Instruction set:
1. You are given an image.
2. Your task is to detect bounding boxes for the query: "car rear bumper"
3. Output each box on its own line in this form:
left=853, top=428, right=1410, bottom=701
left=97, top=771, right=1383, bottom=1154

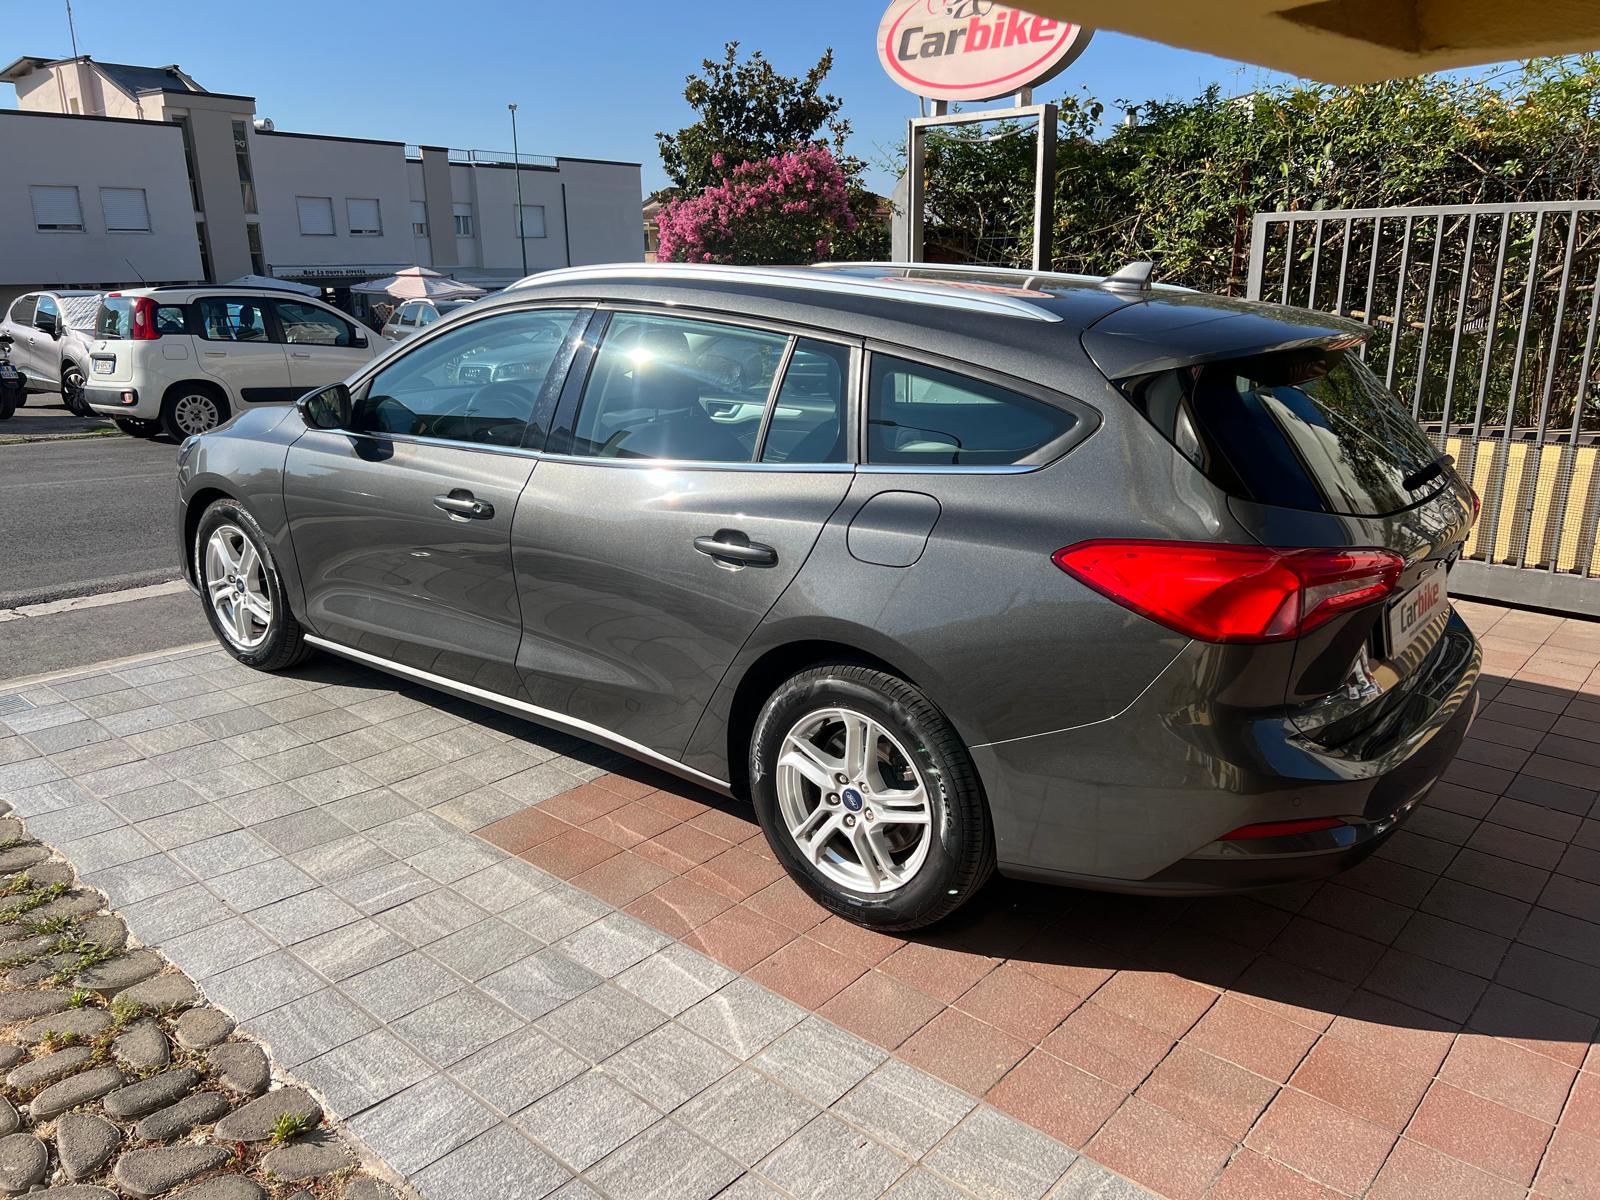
left=85, top=385, right=153, bottom=419
left=973, top=608, right=1481, bottom=895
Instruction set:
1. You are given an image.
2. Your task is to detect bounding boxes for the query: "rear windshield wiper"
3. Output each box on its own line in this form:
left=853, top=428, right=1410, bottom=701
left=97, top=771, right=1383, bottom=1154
left=1402, top=455, right=1452, bottom=492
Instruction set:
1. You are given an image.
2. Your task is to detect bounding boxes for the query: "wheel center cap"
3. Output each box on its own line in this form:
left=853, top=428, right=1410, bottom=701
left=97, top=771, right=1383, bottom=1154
left=841, top=787, right=864, bottom=812
left=233, top=578, right=245, bottom=594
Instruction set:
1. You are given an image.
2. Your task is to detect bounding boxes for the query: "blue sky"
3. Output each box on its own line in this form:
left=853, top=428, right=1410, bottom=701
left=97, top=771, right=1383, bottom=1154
left=4, top=0, right=1299, bottom=194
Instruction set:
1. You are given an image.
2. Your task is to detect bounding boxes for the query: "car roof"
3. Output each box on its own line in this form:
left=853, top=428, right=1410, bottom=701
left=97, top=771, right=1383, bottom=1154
left=108, top=285, right=329, bottom=300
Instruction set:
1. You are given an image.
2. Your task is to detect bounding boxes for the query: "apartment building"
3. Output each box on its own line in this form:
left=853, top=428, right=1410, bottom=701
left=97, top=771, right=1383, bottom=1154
left=0, top=55, right=645, bottom=312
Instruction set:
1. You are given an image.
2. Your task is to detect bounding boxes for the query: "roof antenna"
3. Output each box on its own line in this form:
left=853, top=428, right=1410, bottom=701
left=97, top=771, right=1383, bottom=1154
left=1103, top=260, right=1154, bottom=294
left=64, top=0, right=80, bottom=57
left=123, top=257, right=145, bottom=285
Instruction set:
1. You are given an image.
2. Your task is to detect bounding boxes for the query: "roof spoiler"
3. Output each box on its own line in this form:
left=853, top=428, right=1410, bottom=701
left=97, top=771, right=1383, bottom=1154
left=1102, top=261, right=1154, bottom=295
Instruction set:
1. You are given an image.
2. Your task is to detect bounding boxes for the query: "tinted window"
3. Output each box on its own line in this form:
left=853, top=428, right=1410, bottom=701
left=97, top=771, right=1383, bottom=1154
left=867, top=356, right=1075, bottom=466
left=95, top=298, right=187, bottom=339
left=353, top=308, right=585, bottom=448
left=274, top=300, right=353, bottom=347
left=1122, top=347, right=1445, bottom=517
left=417, top=304, right=439, bottom=328
left=197, top=298, right=271, bottom=343
left=9, top=297, right=36, bottom=327
left=572, top=313, right=785, bottom=462
left=761, top=339, right=849, bottom=464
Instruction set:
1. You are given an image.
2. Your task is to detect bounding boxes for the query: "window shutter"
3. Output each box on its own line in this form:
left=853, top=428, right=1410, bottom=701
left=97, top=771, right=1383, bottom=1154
left=100, top=188, right=151, bottom=232
left=347, top=197, right=381, bottom=234
left=452, top=203, right=471, bottom=218
left=411, top=201, right=428, bottom=232
left=296, top=196, right=335, bottom=236
left=518, top=205, right=546, bottom=238
left=30, top=186, right=83, bottom=230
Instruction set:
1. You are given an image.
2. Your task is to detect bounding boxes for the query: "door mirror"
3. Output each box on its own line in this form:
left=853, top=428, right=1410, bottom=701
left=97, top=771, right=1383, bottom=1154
left=352, top=332, right=368, bottom=349
left=298, top=382, right=352, bottom=430
left=34, top=313, right=59, bottom=337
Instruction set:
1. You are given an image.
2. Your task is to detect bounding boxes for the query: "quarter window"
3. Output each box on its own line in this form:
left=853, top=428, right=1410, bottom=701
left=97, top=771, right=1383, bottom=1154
left=867, top=355, right=1077, bottom=466
left=197, top=298, right=272, bottom=343
left=761, top=339, right=850, bottom=464
left=353, top=308, right=586, bottom=448
left=274, top=301, right=354, bottom=347
left=571, top=313, right=786, bottom=463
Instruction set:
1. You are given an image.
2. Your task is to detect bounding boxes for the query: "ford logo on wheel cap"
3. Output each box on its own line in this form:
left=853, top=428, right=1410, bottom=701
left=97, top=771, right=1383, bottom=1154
left=842, top=788, right=864, bottom=812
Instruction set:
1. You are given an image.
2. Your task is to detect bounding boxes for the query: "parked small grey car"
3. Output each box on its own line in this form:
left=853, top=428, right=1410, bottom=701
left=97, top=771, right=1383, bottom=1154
left=176, top=262, right=1481, bottom=929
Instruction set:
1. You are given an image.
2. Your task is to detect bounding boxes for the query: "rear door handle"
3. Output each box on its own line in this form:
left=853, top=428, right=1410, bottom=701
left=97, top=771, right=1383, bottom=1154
left=433, top=491, right=494, bottom=520
left=693, top=532, right=777, bottom=566
left=202, top=350, right=227, bottom=358
left=290, top=351, right=313, bottom=359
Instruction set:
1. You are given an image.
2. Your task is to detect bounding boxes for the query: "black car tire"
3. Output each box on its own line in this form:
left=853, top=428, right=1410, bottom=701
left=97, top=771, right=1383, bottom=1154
left=61, top=364, right=88, bottom=415
left=194, top=498, right=314, bottom=673
left=113, top=418, right=160, bottom=437
left=749, top=664, right=994, bottom=930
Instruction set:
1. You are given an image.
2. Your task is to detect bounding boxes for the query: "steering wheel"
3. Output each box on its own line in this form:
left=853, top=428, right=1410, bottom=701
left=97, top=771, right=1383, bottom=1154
left=462, top=382, right=536, bottom=444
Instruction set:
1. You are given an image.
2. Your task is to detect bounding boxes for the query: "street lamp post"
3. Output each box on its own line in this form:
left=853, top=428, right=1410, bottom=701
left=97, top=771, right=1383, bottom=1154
left=508, top=103, right=528, bottom=275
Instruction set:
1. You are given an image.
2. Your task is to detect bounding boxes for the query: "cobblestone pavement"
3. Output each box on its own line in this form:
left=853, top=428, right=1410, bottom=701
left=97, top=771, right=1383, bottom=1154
left=3, top=597, right=1599, bottom=1199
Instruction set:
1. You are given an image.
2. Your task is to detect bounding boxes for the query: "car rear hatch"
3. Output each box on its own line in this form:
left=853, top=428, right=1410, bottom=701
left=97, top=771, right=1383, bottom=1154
left=1082, top=294, right=1477, bottom=757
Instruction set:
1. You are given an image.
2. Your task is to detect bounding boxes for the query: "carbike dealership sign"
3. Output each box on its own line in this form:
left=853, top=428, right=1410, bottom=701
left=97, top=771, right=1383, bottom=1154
left=877, top=1, right=1091, bottom=103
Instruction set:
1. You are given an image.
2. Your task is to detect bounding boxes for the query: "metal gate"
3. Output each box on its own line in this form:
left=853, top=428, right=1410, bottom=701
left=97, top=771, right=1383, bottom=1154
left=1247, top=201, right=1600, bottom=615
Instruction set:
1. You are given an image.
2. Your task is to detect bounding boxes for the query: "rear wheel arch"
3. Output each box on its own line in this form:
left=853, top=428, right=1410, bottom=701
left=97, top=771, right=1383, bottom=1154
left=161, top=379, right=232, bottom=438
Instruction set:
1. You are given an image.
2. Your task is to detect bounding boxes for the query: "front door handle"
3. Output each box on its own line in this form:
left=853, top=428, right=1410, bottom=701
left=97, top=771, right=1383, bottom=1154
left=290, top=351, right=313, bottom=359
left=693, top=531, right=777, bottom=566
left=433, top=490, right=494, bottom=520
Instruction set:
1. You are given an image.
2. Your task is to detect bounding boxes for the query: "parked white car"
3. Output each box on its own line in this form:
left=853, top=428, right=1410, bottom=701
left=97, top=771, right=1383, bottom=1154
left=84, top=286, right=381, bottom=438
left=380, top=297, right=479, bottom=343
left=0, top=290, right=101, bottom=412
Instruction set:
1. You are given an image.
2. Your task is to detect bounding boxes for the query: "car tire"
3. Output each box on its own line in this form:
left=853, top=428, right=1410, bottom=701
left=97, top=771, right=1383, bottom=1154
left=61, top=363, right=88, bottom=415
left=161, top=384, right=230, bottom=440
left=749, top=664, right=994, bottom=930
left=113, top=418, right=160, bottom=437
left=194, top=498, right=314, bottom=673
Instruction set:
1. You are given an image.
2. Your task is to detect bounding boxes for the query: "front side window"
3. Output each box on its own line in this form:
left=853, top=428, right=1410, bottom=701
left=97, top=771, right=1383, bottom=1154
left=416, top=304, right=439, bottom=328
left=867, top=355, right=1076, bottom=466
left=274, top=300, right=354, bottom=347
left=30, top=186, right=83, bottom=232
left=761, top=339, right=850, bottom=464
left=346, top=198, right=382, bottom=236
left=296, top=196, right=335, bottom=237
left=101, top=188, right=151, bottom=233
left=34, top=295, right=58, bottom=327
left=571, top=313, right=785, bottom=462
left=353, top=307, right=586, bottom=448
left=197, top=298, right=272, bottom=342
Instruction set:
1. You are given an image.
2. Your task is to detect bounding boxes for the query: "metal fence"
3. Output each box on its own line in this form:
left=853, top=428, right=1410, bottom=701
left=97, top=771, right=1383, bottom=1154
left=1247, top=200, right=1600, bottom=615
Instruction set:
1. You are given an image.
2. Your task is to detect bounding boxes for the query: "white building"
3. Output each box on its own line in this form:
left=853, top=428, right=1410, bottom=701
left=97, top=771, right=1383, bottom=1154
left=0, top=55, right=645, bottom=314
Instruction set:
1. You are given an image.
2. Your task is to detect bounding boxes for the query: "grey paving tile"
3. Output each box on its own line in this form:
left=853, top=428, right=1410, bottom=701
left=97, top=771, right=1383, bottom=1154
left=73, top=689, right=156, bottom=720
left=753, top=1017, right=887, bottom=1107
left=760, top=1114, right=909, bottom=1200
left=393, top=988, right=524, bottom=1068
left=377, top=889, right=488, bottom=947
left=1048, top=1161, right=1159, bottom=1200
left=296, top=1028, right=433, bottom=1117
left=4, top=701, right=87, bottom=735
left=256, top=744, right=342, bottom=783
left=116, top=660, right=193, bottom=687
left=331, top=860, right=436, bottom=914
left=431, top=785, right=533, bottom=831
left=100, top=704, right=183, bottom=737
left=886, top=1170, right=970, bottom=1200
left=59, top=825, right=161, bottom=873
left=925, top=1107, right=1076, bottom=1200
left=360, top=745, right=443, bottom=788
left=254, top=808, right=356, bottom=855
left=171, top=828, right=276, bottom=879
left=83, top=855, right=195, bottom=907
left=587, top=1119, right=742, bottom=1200
left=366, top=813, right=460, bottom=863
left=208, top=858, right=319, bottom=911
left=283, top=708, right=370, bottom=744
left=25, top=801, right=125, bottom=843
left=0, top=758, right=66, bottom=800
left=110, top=779, right=209, bottom=822
left=52, top=741, right=140, bottom=779
left=513, top=1070, right=657, bottom=1171
left=324, top=789, right=417, bottom=832
left=151, top=741, right=246, bottom=780
left=450, top=1027, right=586, bottom=1116
left=193, top=706, right=276, bottom=742
left=417, top=725, right=504, bottom=763
left=836, top=1059, right=976, bottom=1158
left=122, top=721, right=210, bottom=758
left=206, top=950, right=327, bottom=1020
left=348, top=693, right=429, bottom=725
left=426, top=918, right=541, bottom=982
left=258, top=690, right=337, bottom=723
left=48, top=674, right=128, bottom=701
left=502, top=884, right=611, bottom=943
left=22, top=719, right=111, bottom=756
left=452, top=860, right=553, bottom=915
left=480, top=949, right=601, bottom=1022
left=557, top=912, right=670, bottom=979
left=456, top=744, right=552, bottom=784
left=243, top=987, right=376, bottom=1067
left=185, top=762, right=276, bottom=802
left=343, top=950, right=463, bottom=1022
left=5, top=777, right=89, bottom=815
left=322, top=726, right=407, bottom=764
left=348, top=1074, right=498, bottom=1177
left=140, top=674, right=222, bottom=702
left=217, top=782, right=316, bottom=825
left=294, top=920, right=412, bottom=983
left=0, top=737, right=36, bottom=766
left=676, top=1068, right=817, bottom=1166
left=165, top=691, right=247, bottom=722
left=602, top=1021, right=737, bottom=1112
left=75, top=758, right=169, bottom=798
left=393, top=765, right=479, bottom=807
left=289, top=834, right=396, bottom=884
left=251, top=887, right=364, bottom=945
left=411, top=1123, right=569, bottom=1200
left=287, top=764, right=378, bottom=806
left=406, top=836, right=505, bottom=885
left=163, top=916, right=277, bottom=979
left=222, top=724, right=310, bottom=762
left=496, top=763, right=585, bottom=806
left=679, top=979, right=807, bottom=1061
left=138, top=802, right=241, bottom=850
left=535, top=982, right=666, bottom=1062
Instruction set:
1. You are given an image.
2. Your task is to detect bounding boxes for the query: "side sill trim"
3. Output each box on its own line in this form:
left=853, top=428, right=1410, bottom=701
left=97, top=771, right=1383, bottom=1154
left=301, top=635, right=733, bottom=794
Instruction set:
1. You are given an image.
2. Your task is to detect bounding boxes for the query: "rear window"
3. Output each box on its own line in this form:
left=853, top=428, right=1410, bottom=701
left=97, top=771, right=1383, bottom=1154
left=95, top=298, right=189, bottom=339
left=1121, top=346, right=1446, bottom=517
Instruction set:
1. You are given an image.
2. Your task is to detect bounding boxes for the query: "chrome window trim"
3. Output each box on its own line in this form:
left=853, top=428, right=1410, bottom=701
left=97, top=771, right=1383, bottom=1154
left=536, top=451, right=856, bottom=474
left=857, top=463, right=1038, bottom=475
left=301, top=636, right=731, bottom=792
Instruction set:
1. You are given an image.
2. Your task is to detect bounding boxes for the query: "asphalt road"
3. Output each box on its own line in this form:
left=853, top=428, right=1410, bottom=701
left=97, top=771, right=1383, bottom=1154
left=1, top=396, right=213, bottom=680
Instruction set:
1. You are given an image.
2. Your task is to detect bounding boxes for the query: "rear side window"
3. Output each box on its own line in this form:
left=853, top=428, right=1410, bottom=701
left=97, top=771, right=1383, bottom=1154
left=95, top=298, right=188, bottom=339
left=760, top=339, right=849, bottom=465
left=867, top=355, right=1076, bottom=466
left=9, top=297, right=37, bottom=327
left=1121, top=346, right=1445, bottom=517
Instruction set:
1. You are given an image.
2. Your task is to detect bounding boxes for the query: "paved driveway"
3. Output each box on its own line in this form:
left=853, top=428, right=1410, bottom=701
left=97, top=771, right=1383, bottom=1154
left=1, top=597, right=1597, bottom=1199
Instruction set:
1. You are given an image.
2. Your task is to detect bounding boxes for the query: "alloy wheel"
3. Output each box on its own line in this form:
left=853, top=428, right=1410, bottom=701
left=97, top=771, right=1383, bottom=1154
left=775, top=707, right=933, bottom=894
left=172, top=392, right=221, bottom=436
left=62, top=366, right=85, bottom=410
left=204, top=524, right=273, bottom=650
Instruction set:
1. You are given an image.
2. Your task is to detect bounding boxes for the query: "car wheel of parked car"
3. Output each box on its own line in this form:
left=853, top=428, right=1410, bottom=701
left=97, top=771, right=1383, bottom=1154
left=163, top=385, right=230, bottom=440
left=749, top=664, right=994, bottom=930
left=61, top=364, right=88, bottom=415
left=112, top=418, right=160, bottom=437
left=195, top=499, right=313, bottom=672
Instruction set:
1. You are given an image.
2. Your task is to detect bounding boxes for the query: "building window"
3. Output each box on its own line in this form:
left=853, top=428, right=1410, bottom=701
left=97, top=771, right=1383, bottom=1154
left=232, top=120, right=257, bottom=214
left=246, top=223, right=266, bottom=276
left=172, top=115, right=203, bottom=212
left=196, top=222, right=214, bottom=281
left=518, top=204, right=546, bottom=239
left=100, top=188, right=151, bottom=233
left=30, top=186, right=84, bottom=232
left=296, top=196, right=336, bottom=237
left=347, top=198, right=382, bottom=236
left=411, top=201, right=428, bottom=238
left=453, top=203, right=473, bottom=238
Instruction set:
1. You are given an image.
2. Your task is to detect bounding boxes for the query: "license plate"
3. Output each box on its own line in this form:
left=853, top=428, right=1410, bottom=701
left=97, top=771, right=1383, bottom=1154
left=1389, top=563, right=1447, bottom=657
left=93, top=358, right=114, bottom=375
left=0, top=365, right=15, bottom=380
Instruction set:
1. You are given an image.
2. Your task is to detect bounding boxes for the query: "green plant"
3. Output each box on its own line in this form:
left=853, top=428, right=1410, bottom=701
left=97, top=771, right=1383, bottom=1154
left=28, top=915, right=76, bottom=936
left=270, top=1111, right=320, bottom=1145
left=0, top=836, right=24, bottom=851
left=109, top=995, right=143, bottom=1025
left=67, top=989, right=92, bottom=1009
left=0, top=874, right=31, bottom=897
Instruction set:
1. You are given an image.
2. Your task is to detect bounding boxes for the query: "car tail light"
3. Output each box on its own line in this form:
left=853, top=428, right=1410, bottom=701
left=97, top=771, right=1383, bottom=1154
left=1220, top=817, right=1347, bottom=841
left=130, top=297, right=161, bottom=341
left=1468, top=486, right=1481, bottom=525
left=1052, top=540, right=1404, bottom=643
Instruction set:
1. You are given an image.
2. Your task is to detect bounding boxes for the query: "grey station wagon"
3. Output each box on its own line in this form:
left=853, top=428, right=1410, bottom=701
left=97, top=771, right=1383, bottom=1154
left=176, top=262, right=1481, bottom=929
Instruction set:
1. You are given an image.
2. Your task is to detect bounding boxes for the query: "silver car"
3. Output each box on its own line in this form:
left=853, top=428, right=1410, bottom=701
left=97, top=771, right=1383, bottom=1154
left=0, top=290, right=100, bottom=411
left=380, top=298, right=478, bottom=343
left=176, top=262, right=1480, bottom=929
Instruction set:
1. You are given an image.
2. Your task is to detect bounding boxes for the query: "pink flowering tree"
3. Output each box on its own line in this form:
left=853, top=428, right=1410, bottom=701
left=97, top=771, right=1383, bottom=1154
left=656, top=144, right=858, bottom=265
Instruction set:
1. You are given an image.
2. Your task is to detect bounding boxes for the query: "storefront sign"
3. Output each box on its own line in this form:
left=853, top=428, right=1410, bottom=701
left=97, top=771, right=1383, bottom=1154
left=877, top=1, right=1091, bottom=103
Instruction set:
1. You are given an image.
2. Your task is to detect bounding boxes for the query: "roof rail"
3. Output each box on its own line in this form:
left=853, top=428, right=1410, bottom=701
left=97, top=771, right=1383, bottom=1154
left=507, top=263, right=1062, bottom=323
